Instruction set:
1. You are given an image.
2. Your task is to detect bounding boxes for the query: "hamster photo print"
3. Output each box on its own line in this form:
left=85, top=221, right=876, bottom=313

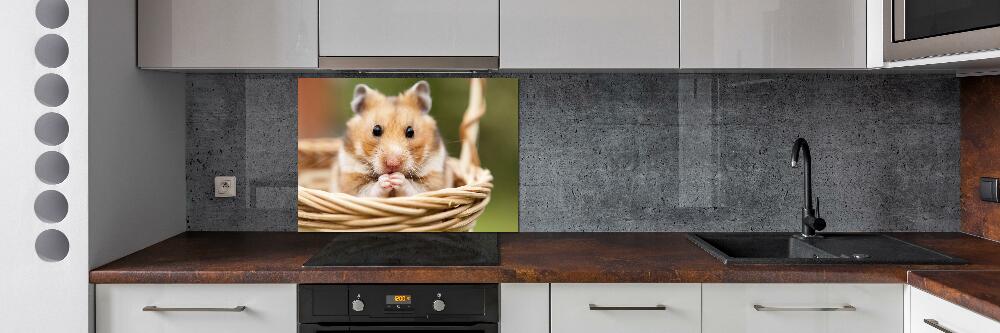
left=297, top=78, right=519, bottom=232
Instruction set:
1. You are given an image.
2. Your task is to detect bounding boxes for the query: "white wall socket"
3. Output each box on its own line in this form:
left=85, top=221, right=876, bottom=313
left=214, top=176, right=236, bottom=198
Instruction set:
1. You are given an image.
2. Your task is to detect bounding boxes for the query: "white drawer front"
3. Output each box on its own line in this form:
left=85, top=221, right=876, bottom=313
left=96, top=284, right=296, bottom=333
left=910, top=287, right=1000, bottom=333
left=703, top=283, right=903, bottom=333
left=551, top=283, right=701, bottom=333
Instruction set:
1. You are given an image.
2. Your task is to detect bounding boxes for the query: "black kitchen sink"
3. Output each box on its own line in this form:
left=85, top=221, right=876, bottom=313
left=687, top=233, right=966, bottom=265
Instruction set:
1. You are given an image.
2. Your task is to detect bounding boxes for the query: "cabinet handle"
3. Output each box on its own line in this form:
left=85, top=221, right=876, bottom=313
left=142, top=306, right=247, bottom=312
left=589, top=304, right=667, bottom=311
left=753, top=304, right=856, bottom=312
left=923, top=319, right=955, bottom=333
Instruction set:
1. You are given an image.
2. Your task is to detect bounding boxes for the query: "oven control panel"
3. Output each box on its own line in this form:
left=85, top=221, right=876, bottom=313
left=298, top=284, right=498, bottom=324
left=385, top=294, right=414, bottom=312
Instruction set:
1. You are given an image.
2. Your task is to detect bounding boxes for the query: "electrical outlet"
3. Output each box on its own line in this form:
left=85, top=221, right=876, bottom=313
left=981, top=177, right=999, bottom=202
left=215, top=176, right=236, bottom=198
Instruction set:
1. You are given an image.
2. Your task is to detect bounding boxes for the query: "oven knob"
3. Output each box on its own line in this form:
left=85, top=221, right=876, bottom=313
left=351, top=299, right=365, bottom=312
left=432, top=299, right=446, bottom=312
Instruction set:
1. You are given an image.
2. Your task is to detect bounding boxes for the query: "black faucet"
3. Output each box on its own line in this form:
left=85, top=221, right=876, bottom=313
left=791, top=138, right=826, bottom=237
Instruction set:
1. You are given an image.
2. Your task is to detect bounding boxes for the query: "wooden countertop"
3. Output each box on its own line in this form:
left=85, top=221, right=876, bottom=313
left=908, top=270, right=1000, bottom=322
left=91, top=232, right=1000, bottom=284
left=89, top=231, right=1000, bottom=321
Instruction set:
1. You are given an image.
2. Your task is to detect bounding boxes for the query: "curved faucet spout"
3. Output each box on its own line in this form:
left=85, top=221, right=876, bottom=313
left=791, top=138, right=813, bottom=212
left=791, top=138, right=824, bottom=237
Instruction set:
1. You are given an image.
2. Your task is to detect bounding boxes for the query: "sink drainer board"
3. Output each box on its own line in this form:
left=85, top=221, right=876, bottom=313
left=687, top=233, right=967, bottom=265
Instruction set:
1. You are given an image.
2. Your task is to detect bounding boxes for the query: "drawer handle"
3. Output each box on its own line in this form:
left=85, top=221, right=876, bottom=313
left=142, top=306, right=247, bottom=312
left=589, top=304, right=667, bottom=311
left=753, top=304, right=856, bottom=312
left=923, top=319, right=955, bottom=333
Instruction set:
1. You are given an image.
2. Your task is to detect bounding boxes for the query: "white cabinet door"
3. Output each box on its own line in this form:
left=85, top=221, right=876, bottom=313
left=551, top=283, right=700, bottom=333
left=680, top=0, right=868, bottom=68
left=500, top=0, right=680, bottom=69
left=96, top=284, right=297, bottom=333
left=702, top=283, right=903, bottom=333
left=500, top=283, right=548, bottom=333
left=137, top=0, right=318, bottom=69
left=910, top=287, right=1000, bottom=333
left=319, top=0, right=499, bottom=57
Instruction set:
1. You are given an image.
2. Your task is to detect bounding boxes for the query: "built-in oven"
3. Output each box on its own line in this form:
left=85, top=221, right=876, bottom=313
left=298, top=284, right=498, bottom=333
left=884, top=0, right=1000, bottom=61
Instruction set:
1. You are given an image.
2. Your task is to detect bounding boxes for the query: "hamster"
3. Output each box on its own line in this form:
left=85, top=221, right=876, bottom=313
left=330, top=81, right=452, bottom=198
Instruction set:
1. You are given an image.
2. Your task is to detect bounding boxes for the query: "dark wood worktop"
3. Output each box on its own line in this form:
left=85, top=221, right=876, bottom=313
left=908, top=270, right=1000, bottom=322
left=89, top=232, right=1000, bottom=320
left=91, top=232, right=1000, bottom=284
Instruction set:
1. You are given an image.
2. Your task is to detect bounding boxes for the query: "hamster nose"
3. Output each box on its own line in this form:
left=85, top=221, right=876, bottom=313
left=383, top=155, right=403, bottom=172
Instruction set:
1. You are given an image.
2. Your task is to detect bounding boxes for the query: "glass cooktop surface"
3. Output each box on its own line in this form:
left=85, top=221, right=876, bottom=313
left=303, top=233, right=500, bottom=267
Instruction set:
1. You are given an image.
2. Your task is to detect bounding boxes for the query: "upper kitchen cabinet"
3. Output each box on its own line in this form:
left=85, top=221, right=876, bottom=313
left=500, top=0, right=680, bottom=69
left=681, top=0, right=879, bottom=69
left=138, top=0, right=318, bottom=69
left=318, top=0, right=500, bottom=70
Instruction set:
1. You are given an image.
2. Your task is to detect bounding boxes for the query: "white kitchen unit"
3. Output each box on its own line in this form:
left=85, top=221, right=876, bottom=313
left=909, top=286, right=1000, bottom=333
left=2, top=0, right=185, bottom=331
left=96, top=284, right=297, bottom=333
left=702, top=283, right=904, bottom=333
left=500, top=0, right=680, bottom=69
left=500, top=283, right=548, bottom=333
left=680, top=0, right=877, bottom=69
left=551, top=283, right=701, bottom=333
left=1, top=0, right=90, bottom=330
left=137, top=0, right=319, bottom=69
left=319, top=0, right=499, bottom=69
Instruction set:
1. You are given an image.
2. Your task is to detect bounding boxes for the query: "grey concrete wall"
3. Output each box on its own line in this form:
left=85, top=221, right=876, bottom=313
left=186, top=73, right=960, bottom=232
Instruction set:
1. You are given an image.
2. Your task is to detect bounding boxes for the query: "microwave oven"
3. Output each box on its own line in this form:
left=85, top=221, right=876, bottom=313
left=884, top=0, right=1000, bottom=62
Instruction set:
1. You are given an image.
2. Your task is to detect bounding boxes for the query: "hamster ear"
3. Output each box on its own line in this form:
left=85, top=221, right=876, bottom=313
left=350, top=84, right=373, bottom=114
left=404, top=81, right=432, bottom=113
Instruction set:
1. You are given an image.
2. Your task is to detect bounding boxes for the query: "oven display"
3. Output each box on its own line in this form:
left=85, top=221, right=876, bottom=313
left=386, top=295, right=412, bottom=304
left=385, top=295, right=414, bottom=311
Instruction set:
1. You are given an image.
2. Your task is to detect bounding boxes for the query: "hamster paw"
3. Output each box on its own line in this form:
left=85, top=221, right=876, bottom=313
left=378, top=173, right=407, bottom=190
left=387, top=172, right=406, bottom=184
left=377, top=174, right=397, bottom=190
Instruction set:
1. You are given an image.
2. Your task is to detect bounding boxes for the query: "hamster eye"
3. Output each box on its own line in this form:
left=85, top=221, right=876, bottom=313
left=405, top=126, right=414, bottom=138
left=372, top=125, right=383, bottom=137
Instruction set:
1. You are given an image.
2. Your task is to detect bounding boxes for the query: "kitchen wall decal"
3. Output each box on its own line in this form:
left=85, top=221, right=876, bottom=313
left=297, top=78, right=519, bottom=232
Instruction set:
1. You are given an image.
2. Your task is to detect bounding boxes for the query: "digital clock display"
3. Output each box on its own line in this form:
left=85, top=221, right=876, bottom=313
left=386, top=295, right=412, bottom=304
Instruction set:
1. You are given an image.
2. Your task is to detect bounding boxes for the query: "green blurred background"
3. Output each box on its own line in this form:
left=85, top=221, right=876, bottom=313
left=301, top=78, right=519, bottom=232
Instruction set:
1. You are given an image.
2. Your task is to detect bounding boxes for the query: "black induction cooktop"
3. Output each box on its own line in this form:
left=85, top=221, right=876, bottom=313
left=303, top=233, right=500, bottom=267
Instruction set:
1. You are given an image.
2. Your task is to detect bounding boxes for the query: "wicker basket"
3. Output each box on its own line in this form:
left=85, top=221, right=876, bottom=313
left=297, top=78, right=493, bottom=232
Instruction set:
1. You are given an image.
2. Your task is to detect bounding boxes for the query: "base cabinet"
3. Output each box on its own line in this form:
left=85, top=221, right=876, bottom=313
left=500, top=283, right=548, bottom=333
left=96, top=283, right=1000, bottom=333
left=702, top=284, right=903, bottom=333
left=96, top=284, right=297, bottom=333
left=551, top=283, right=701, bottom=333
left=910, top=287, right=1000, bottom=333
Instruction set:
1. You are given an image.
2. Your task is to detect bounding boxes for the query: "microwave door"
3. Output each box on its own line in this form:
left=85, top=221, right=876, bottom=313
left=885, top=0, right=1000, bottom=61
left=896, top=0, right=1000, bottom=42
